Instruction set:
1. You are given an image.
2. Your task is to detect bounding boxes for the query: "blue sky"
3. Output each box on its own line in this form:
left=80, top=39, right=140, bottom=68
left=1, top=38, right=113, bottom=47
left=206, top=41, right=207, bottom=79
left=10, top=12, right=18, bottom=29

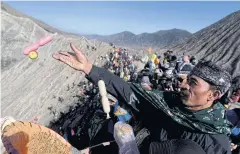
left=4, top=1, right=240, bottom=35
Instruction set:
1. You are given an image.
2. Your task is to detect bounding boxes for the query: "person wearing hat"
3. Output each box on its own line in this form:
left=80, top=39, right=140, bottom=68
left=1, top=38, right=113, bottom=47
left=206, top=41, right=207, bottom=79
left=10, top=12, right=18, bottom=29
left=53, top=43, right=233, bottom=154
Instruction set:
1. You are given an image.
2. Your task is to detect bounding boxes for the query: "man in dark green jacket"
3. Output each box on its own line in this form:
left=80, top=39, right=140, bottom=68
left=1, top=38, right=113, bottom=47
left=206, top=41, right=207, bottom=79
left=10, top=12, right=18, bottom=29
left=52, top=43, right=232, bottom=154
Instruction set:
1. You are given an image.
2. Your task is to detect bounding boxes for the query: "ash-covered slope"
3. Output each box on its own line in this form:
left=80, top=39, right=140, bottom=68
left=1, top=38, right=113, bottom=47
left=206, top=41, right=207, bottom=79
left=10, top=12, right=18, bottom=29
left=1, top=2, right=112, bottom=126
left=1, top=2, right=77, bottom=36
left=169, top=10, right=240, bottom=85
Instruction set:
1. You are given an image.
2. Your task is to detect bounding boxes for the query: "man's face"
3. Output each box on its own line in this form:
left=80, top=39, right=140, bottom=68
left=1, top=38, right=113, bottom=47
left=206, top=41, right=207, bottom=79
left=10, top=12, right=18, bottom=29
left=179, top=75, right=215, bottom=108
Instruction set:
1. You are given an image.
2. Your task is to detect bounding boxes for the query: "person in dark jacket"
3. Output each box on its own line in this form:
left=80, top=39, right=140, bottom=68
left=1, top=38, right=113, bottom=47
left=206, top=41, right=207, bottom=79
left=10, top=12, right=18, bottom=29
left=149, top=139, right=206, bottom=154
left=52, top=43, right=232, bottom=154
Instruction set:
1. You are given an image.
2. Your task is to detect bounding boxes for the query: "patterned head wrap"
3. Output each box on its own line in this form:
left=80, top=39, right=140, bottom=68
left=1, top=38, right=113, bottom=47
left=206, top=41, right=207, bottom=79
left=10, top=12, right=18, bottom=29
left=190, top=60, right=232, bottom=95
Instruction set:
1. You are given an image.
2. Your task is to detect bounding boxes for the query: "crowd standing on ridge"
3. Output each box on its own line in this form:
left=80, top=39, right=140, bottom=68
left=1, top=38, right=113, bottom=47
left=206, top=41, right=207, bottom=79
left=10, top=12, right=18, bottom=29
left=1, top=43, right=240, bottom=154
left=57, top=43, right=240, bottom=154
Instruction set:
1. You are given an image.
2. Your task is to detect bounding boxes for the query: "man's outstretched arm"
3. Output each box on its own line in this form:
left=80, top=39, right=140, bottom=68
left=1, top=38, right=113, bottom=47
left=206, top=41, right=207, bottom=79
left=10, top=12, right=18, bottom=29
left=86, top=65, right=140, bottom=112
left=52, top=43, right=140, bottom=112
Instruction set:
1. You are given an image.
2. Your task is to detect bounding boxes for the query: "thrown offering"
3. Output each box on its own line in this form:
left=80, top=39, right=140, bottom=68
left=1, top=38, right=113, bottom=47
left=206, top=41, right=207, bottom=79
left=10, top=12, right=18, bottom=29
left=38, top=35, right=53, bottom=46
left=23, top=43, right=39, bottom=55
left=28, top=50, right=38, bottom=59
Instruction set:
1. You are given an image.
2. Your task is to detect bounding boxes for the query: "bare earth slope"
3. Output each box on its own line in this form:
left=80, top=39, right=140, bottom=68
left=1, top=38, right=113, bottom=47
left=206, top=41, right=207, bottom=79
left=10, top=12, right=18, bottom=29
left=1, top=3, right=240, bottom=127
left=168, top=10, right=240, bottom=85
left=1, top=3, right=112, bottom=126
left=1, top=2, right=77, bottom=36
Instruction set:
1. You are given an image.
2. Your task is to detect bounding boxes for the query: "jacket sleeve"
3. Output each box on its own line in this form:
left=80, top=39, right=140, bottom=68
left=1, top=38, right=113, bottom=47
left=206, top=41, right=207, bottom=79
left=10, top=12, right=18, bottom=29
left=181, top=132, right=231, bottom=154
left=86, top=65, right=140, bottom=112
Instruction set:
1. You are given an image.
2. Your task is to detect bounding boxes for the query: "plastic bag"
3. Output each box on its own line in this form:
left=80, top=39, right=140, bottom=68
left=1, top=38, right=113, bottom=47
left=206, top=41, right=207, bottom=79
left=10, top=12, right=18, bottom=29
left=113, top=122, right=140, bottom=154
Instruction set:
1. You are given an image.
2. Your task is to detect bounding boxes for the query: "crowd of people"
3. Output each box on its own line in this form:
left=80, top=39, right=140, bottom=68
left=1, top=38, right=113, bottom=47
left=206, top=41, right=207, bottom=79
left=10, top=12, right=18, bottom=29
left=102, top=47, right=199, bottom=92
left=1, top=43, right=240, bottom=154
left=61, top=44, right=240, bottom=154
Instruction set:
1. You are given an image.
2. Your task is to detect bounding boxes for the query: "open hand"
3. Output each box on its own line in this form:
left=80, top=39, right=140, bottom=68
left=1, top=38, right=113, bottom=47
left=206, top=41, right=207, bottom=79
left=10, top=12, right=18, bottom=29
left=52, top=43, right=92, bottom=74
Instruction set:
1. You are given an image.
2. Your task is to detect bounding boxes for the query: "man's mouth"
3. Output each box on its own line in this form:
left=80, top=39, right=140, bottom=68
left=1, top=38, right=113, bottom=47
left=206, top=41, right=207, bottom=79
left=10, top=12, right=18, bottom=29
left=179, top=89, right=190, bottom=98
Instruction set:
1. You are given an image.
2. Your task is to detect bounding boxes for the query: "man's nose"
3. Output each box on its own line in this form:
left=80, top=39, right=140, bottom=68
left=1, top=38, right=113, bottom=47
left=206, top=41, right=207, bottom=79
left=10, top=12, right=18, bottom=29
left=179, top=78, right=190, bottom=90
